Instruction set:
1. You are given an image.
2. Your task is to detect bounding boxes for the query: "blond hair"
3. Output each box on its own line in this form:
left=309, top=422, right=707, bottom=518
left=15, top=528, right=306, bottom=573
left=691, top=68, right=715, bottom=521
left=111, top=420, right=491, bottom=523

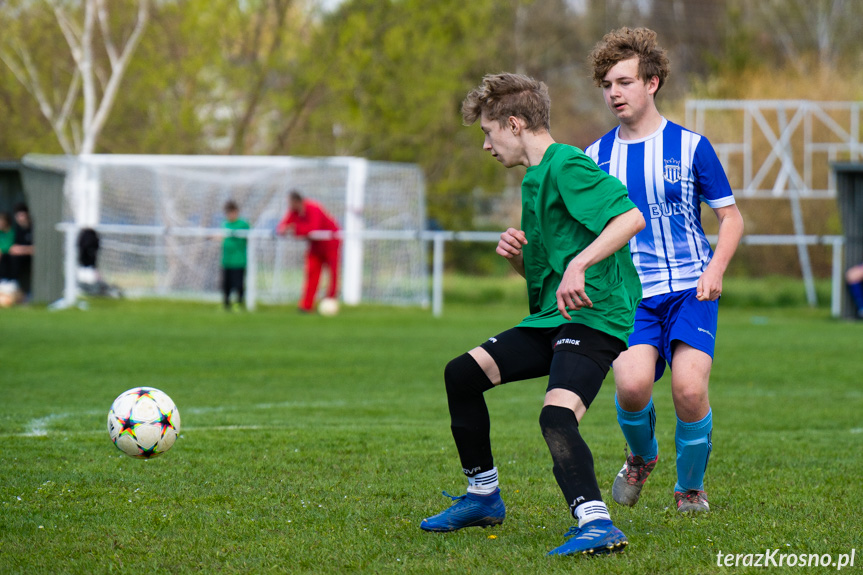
left=462, top=73, right=551, bottom=131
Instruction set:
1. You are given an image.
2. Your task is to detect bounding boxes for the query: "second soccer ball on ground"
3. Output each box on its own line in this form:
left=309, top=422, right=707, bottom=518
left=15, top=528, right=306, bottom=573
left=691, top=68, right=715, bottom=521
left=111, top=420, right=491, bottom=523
left=317, top=297, right=339, bottom=316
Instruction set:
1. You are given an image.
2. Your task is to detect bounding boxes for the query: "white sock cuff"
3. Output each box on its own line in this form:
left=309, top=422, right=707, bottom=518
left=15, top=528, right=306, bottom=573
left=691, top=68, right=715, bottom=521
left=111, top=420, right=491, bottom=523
left=466, top=467, right=498, bottom=494
left=574, top=500, right=610, bottom=527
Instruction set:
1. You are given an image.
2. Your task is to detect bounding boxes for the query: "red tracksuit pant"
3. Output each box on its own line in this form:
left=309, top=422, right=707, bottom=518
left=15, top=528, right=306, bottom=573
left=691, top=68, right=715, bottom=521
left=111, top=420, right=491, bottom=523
left=301, top=239, right=340, bottom=311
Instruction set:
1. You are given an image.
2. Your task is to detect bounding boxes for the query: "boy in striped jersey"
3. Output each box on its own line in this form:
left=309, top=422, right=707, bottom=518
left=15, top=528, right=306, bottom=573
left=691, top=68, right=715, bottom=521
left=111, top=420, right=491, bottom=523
left=586, top=27, right=744, bottom=513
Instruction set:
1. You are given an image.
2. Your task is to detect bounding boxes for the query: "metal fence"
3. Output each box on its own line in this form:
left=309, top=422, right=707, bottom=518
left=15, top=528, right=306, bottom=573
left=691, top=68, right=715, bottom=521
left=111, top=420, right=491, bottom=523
left=56, top=225, right=846, bottom=318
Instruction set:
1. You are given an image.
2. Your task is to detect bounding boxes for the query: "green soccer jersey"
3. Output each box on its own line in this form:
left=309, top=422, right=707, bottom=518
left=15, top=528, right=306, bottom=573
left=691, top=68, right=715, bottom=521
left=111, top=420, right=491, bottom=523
left=516, top=143, right=642, bottom=344
left=0, top=228, right=13, bottom=254
left=222, top=219, right=250, bottom=269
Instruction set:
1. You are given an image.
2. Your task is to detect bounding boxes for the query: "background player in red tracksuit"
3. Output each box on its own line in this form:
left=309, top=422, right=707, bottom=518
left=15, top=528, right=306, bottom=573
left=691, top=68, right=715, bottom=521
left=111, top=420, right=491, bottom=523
left=276, top=190, right=341, bottom=312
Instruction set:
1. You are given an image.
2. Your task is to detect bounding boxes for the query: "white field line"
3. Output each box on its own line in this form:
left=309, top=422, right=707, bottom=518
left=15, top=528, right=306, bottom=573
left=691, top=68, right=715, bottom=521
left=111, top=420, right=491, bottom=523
left=6, top=398, right=383, bottom=438
left=23, top=413, right=72, bottom=437
left=183, top=399, right=351, bottom=414
left=4, top=424, right=271, bottom=438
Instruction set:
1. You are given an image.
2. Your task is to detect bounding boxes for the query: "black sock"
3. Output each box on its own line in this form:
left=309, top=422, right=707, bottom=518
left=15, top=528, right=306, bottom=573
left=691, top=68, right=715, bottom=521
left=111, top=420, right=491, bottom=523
left=445, top=353, right=495, bottom=476
left=539, top=404, right=603, bottom=517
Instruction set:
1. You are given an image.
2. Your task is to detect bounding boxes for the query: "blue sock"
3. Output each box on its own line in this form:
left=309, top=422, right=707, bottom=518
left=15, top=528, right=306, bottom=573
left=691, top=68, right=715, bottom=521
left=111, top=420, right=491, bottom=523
left=674, top=409, right=712, bottom=492
left=615, top=395, right=658, bottom=460
left=849, top=282, right=863, bottom=312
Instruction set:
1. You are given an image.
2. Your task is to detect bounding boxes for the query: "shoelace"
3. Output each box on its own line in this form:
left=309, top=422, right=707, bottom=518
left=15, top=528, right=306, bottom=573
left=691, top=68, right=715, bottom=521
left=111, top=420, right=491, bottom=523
left=441, top=491, right=466, bottom=503
left=624, top=456, right=648, bottom=482
left=683, top=490, right=704, bottom=504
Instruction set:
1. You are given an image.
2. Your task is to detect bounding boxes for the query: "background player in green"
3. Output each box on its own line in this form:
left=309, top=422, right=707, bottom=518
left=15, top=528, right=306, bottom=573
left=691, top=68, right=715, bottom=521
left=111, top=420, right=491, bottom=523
left=0, top=212, right=14, bottom=284
left=220, top=200, right=250, bottom=311
left=420, top=72, right=646, bottom=557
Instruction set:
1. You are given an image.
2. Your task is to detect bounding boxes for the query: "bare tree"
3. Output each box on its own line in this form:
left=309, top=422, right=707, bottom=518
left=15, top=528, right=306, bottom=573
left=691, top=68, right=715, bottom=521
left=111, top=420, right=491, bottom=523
left=227, top=0, right=294, bottom=155
left=0, top=0, right=149, bottom=154
left=756, top=0, right=855, bottom=72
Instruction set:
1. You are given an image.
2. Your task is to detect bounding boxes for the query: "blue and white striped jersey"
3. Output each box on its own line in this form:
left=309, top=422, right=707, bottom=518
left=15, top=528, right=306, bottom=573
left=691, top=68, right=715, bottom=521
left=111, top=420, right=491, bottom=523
left=585, top=119, right=735, bottom=298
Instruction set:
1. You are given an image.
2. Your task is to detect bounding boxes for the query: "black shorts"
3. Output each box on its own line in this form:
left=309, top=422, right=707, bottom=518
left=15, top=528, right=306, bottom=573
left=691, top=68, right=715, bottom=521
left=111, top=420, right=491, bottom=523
left=221, top=267, right=245, bottom=293
left=479, top=323, right=626, bottom=407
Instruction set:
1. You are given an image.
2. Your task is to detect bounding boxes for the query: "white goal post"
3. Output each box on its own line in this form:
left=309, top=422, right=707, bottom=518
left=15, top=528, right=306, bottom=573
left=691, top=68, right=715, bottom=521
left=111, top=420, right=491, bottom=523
left=28, top=154, right=428, bottom=309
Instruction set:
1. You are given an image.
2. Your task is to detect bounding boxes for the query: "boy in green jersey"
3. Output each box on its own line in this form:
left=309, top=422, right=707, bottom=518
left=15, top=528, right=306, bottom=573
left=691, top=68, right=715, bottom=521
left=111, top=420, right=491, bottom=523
left=0, top=212, right=15, bottom=283
left=221, top=200, right=250, bottom=310
left=420, top=73, right=645, bottom=557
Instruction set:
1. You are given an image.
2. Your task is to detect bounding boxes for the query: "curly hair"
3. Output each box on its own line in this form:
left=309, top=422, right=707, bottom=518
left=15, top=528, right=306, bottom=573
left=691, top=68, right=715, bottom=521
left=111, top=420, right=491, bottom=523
left=462, top=73, right=551, bottom=131
left=588, top=27, right=670, bottom=93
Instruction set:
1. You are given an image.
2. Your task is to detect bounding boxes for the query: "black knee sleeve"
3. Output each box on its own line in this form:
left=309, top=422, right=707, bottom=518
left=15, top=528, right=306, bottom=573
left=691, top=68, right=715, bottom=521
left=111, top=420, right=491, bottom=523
left=539, top=405, right=603, bottom=516
left=444, top=353, right=494, bottom=399
left=444, top=353, right=495, bottom=476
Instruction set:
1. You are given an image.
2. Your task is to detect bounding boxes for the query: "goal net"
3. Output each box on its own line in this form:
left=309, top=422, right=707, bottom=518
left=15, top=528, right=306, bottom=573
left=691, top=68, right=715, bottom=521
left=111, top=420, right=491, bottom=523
left=27, top=154, right=428, bottom=308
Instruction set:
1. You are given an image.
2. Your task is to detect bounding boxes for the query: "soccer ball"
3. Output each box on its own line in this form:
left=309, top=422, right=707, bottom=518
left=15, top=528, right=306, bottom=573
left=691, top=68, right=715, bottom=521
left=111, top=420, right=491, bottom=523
left=0, top=291, right=15, bottom=308
left=318, top=297, right=339, bottom=316
left=107, top=387, right=181, bottom=458
left=0, top=281, right=19, bottom=308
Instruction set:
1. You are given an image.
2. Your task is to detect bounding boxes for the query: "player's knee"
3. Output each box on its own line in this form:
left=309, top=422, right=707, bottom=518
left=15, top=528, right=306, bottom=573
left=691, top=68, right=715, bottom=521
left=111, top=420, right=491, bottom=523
left=672, top=384, right=704, bottom=403
left=444, top=353, right=494, bottom=399
left=539, top=404, right=573, bottom=428
left=671, top=384, right=709, bottom=414
left=539, top=404, right=578, bottom=440
left=615, top=381, right=653, bottom=411
left=613, top=361, right=654, bottom=395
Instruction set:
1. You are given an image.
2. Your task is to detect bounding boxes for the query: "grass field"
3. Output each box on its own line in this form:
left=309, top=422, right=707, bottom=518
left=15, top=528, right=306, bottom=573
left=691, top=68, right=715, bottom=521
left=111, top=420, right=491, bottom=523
left=1, top=279, right=861, bottom=574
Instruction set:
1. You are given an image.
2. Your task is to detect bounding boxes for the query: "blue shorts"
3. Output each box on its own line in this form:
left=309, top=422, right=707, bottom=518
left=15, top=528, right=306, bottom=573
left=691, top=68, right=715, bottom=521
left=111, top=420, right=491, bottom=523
left=628, top=287, right=718, bottom=382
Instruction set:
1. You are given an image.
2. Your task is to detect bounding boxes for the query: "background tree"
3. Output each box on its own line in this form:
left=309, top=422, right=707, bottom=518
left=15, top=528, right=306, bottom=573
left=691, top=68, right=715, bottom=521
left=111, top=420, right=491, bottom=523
left=1, top=0, right=862, bottom=265
left=290, top=0, right=512, bottom=230
left=0, top=0, right=150, bottom=154
left=755, top=0, right=857, bottom=73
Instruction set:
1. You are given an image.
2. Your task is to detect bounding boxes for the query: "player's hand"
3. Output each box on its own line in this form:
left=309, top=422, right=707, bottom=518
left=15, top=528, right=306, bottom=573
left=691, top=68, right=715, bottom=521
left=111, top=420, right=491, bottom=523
left=556, top=259, right=592, bottom=320
left=496, top=228, right=527, bottom=259
left=696, top=267, right=723, bottom=301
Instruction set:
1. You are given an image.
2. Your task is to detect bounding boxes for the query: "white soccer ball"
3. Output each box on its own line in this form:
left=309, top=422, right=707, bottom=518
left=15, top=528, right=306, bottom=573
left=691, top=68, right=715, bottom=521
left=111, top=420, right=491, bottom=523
left=107, top=387, right=181, bottom=459
left=0, top=291, right=15, bottom=308
left=317, top=297, right=339, bottom=316
left=0, top=280, right=19, bottom=308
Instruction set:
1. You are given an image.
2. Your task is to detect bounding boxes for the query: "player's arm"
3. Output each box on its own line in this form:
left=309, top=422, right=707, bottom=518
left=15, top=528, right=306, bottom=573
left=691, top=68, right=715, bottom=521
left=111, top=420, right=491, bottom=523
left=496, top=227, right=527, bottom=278
left=697, top=204, right=744, bottom=301
left=9, top=244, right=33, bottom=256
left=276, top=212, right=296, bottom=236
left=557, top=207, right=645, bottom=320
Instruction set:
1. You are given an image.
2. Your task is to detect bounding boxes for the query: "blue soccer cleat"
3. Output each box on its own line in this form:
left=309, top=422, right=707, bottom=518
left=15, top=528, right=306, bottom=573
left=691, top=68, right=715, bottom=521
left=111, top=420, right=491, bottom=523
left=547, top=519, right=628, bottom=556
left=420, top=489, right=505, bottom=532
